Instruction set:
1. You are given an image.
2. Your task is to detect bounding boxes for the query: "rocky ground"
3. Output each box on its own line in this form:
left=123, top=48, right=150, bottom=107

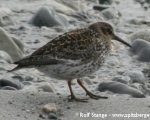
left=0, top=0, right=150, bottom=120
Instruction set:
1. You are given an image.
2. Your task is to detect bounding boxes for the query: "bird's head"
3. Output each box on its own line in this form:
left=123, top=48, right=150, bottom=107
left=89, top=22, right=131, bottom=47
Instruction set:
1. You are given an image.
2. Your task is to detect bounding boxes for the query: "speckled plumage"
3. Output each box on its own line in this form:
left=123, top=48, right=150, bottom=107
left=9, top=22, right=131, bottom=102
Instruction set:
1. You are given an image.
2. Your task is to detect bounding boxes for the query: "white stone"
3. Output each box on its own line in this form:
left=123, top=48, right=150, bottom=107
left=0, top=27, right=23, bottom=62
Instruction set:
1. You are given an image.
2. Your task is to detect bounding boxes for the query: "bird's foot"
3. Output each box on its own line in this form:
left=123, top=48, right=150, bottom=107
left=86, top=91, right=108, bottom=100
left=68, top=95, right=88, bottom=102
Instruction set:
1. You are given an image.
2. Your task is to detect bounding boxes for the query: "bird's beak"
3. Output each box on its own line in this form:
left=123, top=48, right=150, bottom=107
left=113, top=35, right=131, bottom=48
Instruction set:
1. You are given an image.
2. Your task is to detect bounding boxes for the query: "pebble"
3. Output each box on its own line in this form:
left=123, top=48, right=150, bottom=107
left=93, top=5, right=111, bottom=11
left=0, top=78, right=23, bottom=90
left=112, top=76, right=132, bottom=85
left=56, top=0, right=85, bottom=11
left=98, top=81, right=145, bottom=98
left=47, top=0, right=75, bottom=15
left=82, top=77, right=93, bottom=85
left=122, top=70, right=146, bottom=84
left=25, top=76, right=34, bottom=81
left=22, top=81, right=32, bottom=86
left=0, top=8, right=14, bottom=27
left=0, top=50, right=13, bottom=63
left=48, top=113, right=57, bottom=119
left=38, top=83, right=55, bottom=93
left=29, top=6, right=69, bottom=28
left=99, top=0, right=113, bottom=4
left=130, top=39, right=150, bottom=54
left=11, top=36, right=24, bottom=53
left=42, top=103, right=57, bottom=113
left=0, top=27, right=23, bottom=61
left=128, top=30, right=150, bottom=43
left=12, top=75, right=25, bottom=82
left=101, top=8, right=121, bottom=20
left=1, top=86, right=17, bottom=90
left=130, top=39, right=150, bottom=62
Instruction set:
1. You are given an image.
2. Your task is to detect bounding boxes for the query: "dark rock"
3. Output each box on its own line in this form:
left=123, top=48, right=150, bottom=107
left=48, top=113, right=57, bottom=119
left=0, top=79, right=23, bottom=89
left=29, top=7, right=69, bottom=28
left=93, top=5, right=111, bottom=11
left=99, top=0, right=113, bottom=4
left=98, top=81, right=145, bottom=98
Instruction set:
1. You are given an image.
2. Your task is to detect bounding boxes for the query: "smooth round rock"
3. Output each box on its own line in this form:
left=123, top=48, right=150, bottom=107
left=25, top=76, right=34, bottom=81
left=22, top=81, right=32, bottom=86
left=43, top=103, right=57, bottom=113
left=82, top=77, right=93, bottom=85
left=128, top=30, right=150, bottom=43
left=0, top=50, right=13, bottom=63
left=1, top=86, right=17, bottom=90
left=130, top=39, right=150, bottom=54
left=101, top=8, right=121, bottom=20
left=0, top=79, right=23, bottom=90
left=12, top=75, right=25, bottom=82
left=98, top=81, right=145, bottom=98
left=0, top=8, right=14, bottom=27
left=122, top=71, right=146, bottom=84
left=29, top=7, right=69, bottom=28
left=138, top=48, right=150, bottom=62
left=48, top=113, right=57, bottom=119
left=112, top=76, right=132, bottom=84
left=11, top=36, right=24, bottom=53
left=0, top=27, right=23, bottom=61
left=38, top=83, right=55, bottom=92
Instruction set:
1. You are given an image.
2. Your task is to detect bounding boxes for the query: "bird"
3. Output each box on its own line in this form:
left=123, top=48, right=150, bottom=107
left=8, top=22, right=131, bottom=102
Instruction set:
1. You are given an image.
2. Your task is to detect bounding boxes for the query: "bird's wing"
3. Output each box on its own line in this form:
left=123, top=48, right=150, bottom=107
left=14, top=28, right=98, bottom=66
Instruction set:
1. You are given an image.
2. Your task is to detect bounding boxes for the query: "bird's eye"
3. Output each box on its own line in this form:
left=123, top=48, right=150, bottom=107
left=106, top=28, right=112, bottom=34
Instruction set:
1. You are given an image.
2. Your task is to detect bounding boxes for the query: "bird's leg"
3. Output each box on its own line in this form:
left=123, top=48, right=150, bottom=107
left=77, top=79, right=108, bottom=99
left=67, top=80, right=88, bottom=102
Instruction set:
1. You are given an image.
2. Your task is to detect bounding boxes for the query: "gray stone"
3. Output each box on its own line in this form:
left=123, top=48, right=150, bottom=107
left=11, top=36, right=24, bottom=53
left=138, top=48, right=150, bottom=62
left=0, top=27, right=23, bottom=62
left=12, top=75, right=25, bottom=82
left=1, top=86, right=17, bottom=90
left=29, top=7, right=69, bottom=28
left=128, top=30, right=150, bottom=43
left=38, top=83, right=55, bottom=93
left=25, top=76, right=34, bottom=81
left=130, top=39, right=150, bottom=54
left=98, top=81, right=145, bottom=98
left=0, top=8, right=14, bottom=27
left=122, top=71, right=146, bottom=84
left=101, top=8, right=121, bottom=20
left=82, top=77, right=93, bottom=85
left=0, top=51, right=13, bottom=63
left=22, top=81, right=32, bottom=86
left=112, top=76, right=132, bottom=85
left=0, top=79, right=23, bottom=90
